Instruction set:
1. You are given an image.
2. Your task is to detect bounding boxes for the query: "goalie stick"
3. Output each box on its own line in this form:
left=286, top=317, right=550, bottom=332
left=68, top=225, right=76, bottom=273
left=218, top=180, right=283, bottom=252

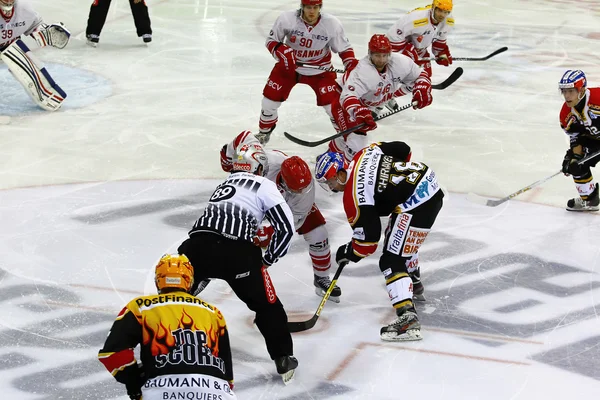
left=467, top=148, right=600, bottom=207
left=287, top=261, right=347, bottom=333
left=284, top=101, right=417, bottom=148
left=419, top=46, right=508, bottom=62
left=297, top=64, right=464, bottom=91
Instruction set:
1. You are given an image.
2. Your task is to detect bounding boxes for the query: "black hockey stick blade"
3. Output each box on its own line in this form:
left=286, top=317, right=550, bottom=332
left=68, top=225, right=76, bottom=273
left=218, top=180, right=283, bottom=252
left=288, top=262, right=347, bottom=333
left=453, top=47, right=508, bottom=61
left=283, top=101, right=416, bottom=148
left=432, top=67, right=463, bottom=90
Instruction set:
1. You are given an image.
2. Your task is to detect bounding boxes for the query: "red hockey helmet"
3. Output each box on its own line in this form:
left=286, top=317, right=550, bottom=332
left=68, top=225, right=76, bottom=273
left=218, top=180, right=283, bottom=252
left=368, top=34, right=391, bottom=54
left=301, top=0, right=323, bottom=5
left=280, top=156, right=312, bottom=193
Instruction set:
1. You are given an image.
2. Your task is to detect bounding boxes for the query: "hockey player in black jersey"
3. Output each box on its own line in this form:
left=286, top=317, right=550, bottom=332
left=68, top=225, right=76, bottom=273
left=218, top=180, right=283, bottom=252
left=177, top=142, right=298, bottom=384
left=315, top=141, right=444, bottom=341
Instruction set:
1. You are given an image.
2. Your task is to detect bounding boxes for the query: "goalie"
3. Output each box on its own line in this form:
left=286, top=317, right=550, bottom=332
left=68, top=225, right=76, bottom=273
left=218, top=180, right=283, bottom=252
left=0, top=0, right=70, bottom=111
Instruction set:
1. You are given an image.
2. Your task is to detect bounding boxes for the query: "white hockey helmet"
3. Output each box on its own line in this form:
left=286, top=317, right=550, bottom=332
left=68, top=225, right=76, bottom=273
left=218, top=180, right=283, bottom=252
left=233, top=142, right=269, bottom=176
left=0, top=0, right=15, bottom=15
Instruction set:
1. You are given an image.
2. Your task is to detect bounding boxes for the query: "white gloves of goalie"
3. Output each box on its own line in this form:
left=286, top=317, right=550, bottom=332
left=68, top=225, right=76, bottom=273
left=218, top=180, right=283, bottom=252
left=31, top=23, right=71, bottom=49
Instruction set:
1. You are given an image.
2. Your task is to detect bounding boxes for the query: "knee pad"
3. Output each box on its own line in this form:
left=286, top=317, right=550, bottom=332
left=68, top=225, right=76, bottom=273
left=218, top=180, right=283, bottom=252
left=261, top=97, right=282, bottom=115
left=1, top=40, right=66, bottom=111
left=303, top=224, right=329, bottom=249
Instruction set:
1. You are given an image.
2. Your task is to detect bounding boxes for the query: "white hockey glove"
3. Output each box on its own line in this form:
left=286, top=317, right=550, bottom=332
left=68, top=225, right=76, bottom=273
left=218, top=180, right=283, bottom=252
left=31, top=23, right=71, bottom=49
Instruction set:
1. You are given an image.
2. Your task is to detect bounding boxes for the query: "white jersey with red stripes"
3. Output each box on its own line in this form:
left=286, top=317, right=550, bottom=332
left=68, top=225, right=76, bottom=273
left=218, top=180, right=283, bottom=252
left=338, top=54, right=422, bottom=110
left=386, top=5, right=454, bottom=54
left=0, top=0, right=43, bottom=49
left=265, top=10, right=354, bottom=77
left=224, top=131, right=315, bottom=230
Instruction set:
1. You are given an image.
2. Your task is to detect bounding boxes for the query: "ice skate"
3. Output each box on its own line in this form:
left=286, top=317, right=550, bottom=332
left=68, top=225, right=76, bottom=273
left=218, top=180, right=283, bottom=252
left=380, top=310, right=422, bottom=342
left=255, top=124, right=275, bottom=145
left=86, top=34, right=99, bottom=47
left=142, top=34, right=152, bottom=44
left=274, top=355, right=298, bottom=385
left=313, top=274, right=341, bottom=303
left=566, top=183, right=599, bottom=212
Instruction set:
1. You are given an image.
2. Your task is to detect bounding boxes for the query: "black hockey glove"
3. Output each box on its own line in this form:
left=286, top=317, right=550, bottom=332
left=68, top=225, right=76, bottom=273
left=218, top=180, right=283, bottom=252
left=125, top=364, right=145, bottom=400
left=336, top=242, right=362, bottom=266
left=562, top=150, right=584, bottom=176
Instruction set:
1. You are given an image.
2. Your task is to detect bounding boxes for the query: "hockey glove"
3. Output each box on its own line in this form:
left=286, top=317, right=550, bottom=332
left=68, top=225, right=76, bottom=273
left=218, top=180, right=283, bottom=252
left=220, top=144, right=233, bottom=172
left=253, top=225, right=274, bottom=248
left=562, top=150, right=584, bottom=176
left=335, top=242, right=362, bottom=266
left=401, top=43, right=420, bottom=63
left=411, top=72, right=433, bottom=109
left=31, top=23, right=71, bottom=49
left=274, top=43, right=296, bottom=73
left=432, top=40, right=452, bottom=66
left=350, top=105, right=377, bottom=131
left=125, top=363, right=145, bottom=400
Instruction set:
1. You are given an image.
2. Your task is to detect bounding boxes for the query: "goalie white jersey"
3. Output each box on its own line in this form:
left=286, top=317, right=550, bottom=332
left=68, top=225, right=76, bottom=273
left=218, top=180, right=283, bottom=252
left=266, top=10, right=353, bottom=77
left=386, top=6, right=454, bottom=53
left=0, top=0, right=43, bottom=50
left=224, top=131, right=315, bottom=230
left=339, top=54, right=422, bottom=110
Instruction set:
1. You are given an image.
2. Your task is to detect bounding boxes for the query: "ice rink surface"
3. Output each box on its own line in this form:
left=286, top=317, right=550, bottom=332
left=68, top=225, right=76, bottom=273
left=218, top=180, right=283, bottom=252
left=1, top=0, right=600, bottom=399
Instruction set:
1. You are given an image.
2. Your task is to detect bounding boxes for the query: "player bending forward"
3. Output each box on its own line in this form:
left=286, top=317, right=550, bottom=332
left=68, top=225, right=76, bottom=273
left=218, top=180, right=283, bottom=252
left=559, top=69, right=600, bottom=211
left=0, top=0, right=70, bottom=111
left=328, top=34, right=432, bottom=162
left=386, top=0, right=454, bottom=78
left=220, top=130, right=342, bottom=301
left=99, top=254, right=237, bottom=400
left=257, top=0, right=357, bottom=144
left=315, top=142, right=444, bottom=341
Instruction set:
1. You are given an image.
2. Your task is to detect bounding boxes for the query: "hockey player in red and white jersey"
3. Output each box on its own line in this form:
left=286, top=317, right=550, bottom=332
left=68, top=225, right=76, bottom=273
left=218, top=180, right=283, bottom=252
left=221, top=130, right=342, bottom=301
left=386, top=0, right=454, bottom=78
left=558, top=69, right=600, bottom=211
left=257, top=0, right=358, bottom=145
left=0, top=0, right=70, bottom=111
left=328, top=34, right=433, bottom=162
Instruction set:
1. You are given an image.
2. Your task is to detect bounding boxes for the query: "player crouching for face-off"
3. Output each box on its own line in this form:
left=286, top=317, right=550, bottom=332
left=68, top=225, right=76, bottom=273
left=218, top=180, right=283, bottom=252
left=559, top=69, right=600, bottom=211
left=256, top=0, right=358, bottom=144
left=99, top=254, right=237, bottom=400
left=315, top=142, right=444, bottom=341
left=0, top=0, right=70, bottom=111
left=327, top=34, right=433, bottom=163
left=220, top=130, right=342, bottom=302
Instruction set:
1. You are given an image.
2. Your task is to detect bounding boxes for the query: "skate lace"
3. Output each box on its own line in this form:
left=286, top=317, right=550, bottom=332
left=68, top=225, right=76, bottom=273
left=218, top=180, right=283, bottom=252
left=388, top=311, right=417, bottom=327
left=316, top=276, right=332, bottom=287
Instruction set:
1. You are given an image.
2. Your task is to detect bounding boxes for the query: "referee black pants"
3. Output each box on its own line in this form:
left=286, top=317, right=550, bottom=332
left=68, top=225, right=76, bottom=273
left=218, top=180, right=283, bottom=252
left=86, top=0, right=152, bottom=37
left=178, top=232, right=294, bottom=360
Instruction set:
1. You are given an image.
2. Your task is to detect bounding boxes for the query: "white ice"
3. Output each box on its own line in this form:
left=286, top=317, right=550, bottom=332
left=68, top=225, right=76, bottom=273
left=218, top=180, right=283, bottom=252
left=1, top=0, right=600, bottom=399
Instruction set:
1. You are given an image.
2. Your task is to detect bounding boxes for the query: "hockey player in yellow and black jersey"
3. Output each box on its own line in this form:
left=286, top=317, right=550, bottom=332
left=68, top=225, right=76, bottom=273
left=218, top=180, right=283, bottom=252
left=315, top=142, right=444, bottom=342
left=98, top=254, right=236, bottom=400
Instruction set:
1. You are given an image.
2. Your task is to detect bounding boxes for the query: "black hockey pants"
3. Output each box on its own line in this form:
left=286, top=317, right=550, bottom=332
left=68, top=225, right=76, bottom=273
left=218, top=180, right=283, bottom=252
left=86, top=0, right=152, bottom=37
left=178, top=232, right=294, bottom=360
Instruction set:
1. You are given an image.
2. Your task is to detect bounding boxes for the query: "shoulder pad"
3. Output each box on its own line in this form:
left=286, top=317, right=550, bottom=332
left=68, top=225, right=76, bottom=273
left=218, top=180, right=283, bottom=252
left=413, top=18, right=429, bottom=28
left=446, top=18, right=455, bottom=26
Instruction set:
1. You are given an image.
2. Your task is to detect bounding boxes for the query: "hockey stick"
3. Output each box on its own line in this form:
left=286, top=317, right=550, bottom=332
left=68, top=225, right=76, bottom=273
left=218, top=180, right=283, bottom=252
left=297, top=64, right=463, bottom=90
left=467, top=149, right=600, bottom=207
left=284, top=101, right=417, bottom=148
left=419, top=46, right=508, bottom=62
left=288, top=261, right=347, bottom=333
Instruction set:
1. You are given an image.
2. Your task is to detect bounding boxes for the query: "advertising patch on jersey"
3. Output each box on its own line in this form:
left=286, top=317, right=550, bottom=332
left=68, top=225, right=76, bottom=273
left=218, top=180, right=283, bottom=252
left=353, top=148, right=380, bottom=206
left=348, top=85, right=355, bottom=91
left=402, top=227, right=429, bottom=257
left=387, top=213, right=412, bottom=255
left=290, top=35, right=296, bottom=43
left=353, top=227, right=365, bottom=241
left=396, top=29, right=403, bottom=35
left=413, top=18, right=428, bottom=28
left=417, top=35, right=424, bottom=43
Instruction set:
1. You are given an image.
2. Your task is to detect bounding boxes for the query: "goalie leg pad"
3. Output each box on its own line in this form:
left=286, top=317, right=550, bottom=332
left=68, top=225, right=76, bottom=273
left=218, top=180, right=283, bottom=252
left=0, top=40, right=67, bottom=111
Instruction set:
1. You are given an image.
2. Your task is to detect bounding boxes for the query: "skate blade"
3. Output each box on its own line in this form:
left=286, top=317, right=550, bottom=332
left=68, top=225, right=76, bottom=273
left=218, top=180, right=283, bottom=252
left=566, top=207, right=599, bottom=212
left=86, top=41, right=98, bottom=48
left=413, top=293, right=426, bottom=302
left=380, top=329, right=423, bottom=342
left=281, top=369, right=296, bottom=385
left=314, top=287, right=340, bottom=303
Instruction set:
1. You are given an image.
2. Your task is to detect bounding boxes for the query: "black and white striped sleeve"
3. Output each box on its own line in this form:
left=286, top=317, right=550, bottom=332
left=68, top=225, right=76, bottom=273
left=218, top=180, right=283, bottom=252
left=263, top=202, right=294, bottom=266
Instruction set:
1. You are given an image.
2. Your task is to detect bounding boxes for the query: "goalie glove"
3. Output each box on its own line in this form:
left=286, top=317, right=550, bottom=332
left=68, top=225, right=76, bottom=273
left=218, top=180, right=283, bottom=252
left=31, top=23, right=71, bottom=49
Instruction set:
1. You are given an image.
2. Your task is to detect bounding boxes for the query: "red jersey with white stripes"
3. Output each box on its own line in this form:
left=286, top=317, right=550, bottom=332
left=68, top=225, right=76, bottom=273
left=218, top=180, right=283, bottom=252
left=265, top=10, right=355, bottom=76
left=559, top=87, right=600, bottom=148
